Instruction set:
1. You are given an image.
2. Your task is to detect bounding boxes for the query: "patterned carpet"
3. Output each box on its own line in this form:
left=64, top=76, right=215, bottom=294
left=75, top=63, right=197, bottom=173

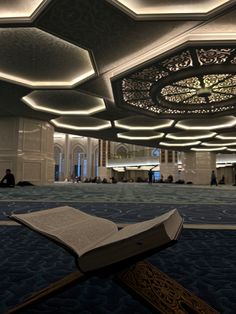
left=0, top=182, right=236, bottom=224
left=0, top=183, right=236, bottom=313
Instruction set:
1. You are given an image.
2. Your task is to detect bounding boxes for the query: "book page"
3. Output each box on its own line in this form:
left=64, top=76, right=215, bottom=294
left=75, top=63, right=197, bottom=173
left=79, top=209, right=183, bottom=272
left=95, top=209, right=178, bottom=247
left=11, top=206, right=118, bottom=257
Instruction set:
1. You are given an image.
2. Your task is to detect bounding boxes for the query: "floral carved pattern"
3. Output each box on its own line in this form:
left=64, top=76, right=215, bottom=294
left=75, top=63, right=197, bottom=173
left=116, top=261, right=219, bottom=314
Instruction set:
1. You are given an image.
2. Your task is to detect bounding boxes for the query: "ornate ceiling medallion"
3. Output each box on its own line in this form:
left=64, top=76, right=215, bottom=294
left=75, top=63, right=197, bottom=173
left=114, top=46, right=236, bottom=118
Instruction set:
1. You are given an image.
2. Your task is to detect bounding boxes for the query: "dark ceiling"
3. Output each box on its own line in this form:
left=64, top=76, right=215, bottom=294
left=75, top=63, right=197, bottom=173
left=1, top=0, right=236, bottom=151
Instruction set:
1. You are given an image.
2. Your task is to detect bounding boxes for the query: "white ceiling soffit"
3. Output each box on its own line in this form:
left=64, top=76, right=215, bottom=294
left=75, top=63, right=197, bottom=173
left=160, top=141, right=201, bottom=147
left=191, top=147, right=227, bottom=151
left=216, top=132, right=236, bottom=139
left=117, top=131, right=164, bottom=140
left=166, top=131, right=217, bottom=140
left=0, top=0, right=51, bottom=23
left=114, top=116, right=174, bottom=130
left=22, top=91, right=106, bottom=115
left=51, top=117, right=112, bottom=131
left=0, top=28, right=95, bottom=88
left=201, top=141, right=236, bottom=146
left=175, top=116, right=236, bottom=130
left=106, top=0, right=234, bottom=20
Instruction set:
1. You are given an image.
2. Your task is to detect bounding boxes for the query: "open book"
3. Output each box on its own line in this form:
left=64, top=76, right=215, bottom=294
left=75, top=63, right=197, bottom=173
left=10, top=207, right=183, bottom=272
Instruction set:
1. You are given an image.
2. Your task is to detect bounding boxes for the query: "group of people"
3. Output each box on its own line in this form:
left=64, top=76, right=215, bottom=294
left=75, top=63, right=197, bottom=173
left=0, top=168, right=227, bottom=187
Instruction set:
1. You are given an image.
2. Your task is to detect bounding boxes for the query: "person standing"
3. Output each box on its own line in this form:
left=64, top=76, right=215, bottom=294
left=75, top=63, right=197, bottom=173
left=210, top=170, right=217, bottom=186
left=148, top=169, right=153, bottom=184
left=0, top=169, right=15, bottom=187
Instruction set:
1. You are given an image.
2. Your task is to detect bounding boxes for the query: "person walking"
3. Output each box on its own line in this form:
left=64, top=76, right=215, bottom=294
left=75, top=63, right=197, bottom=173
left=210, top=170, right=217, bottom=186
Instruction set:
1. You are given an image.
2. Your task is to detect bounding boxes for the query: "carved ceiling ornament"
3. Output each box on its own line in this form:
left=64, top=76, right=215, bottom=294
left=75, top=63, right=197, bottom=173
left=116, top=45, right=236, bottom=118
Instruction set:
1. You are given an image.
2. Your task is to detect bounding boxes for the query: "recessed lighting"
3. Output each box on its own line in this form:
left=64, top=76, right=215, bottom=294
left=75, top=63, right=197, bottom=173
left=51, top=119, right=111, bottom=131
left=160, top=141, right=201, bottom=147
left=0, top=28, right=95, bottom=88
left=191, top=147, right=227, bottom=151
left=166, top=132, right=216, bottom=140
left=216, top=134, right=236, bottom=140
left=22, top=93, right=105, bottom=115
left=114, top=120, right=174, bottom=130
left=0, top=0, right=51, bottom=23
left=176, top=117, right=236, bottom=130
left=117, top=133, right=164, bottom=140
left=202, top=142, right=236, bottom=146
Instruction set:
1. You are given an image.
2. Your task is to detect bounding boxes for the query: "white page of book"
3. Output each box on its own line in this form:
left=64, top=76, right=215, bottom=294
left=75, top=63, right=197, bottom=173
left=12, top=206, right=118, bottom=256
left=95, top=209, right=178, bottom=248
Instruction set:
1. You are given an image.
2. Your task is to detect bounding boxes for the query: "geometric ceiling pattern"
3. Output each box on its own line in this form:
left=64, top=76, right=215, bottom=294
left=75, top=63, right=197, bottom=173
left=1, top=0, right=236, bottom=152
left=113, top=46, right=236, bottom=118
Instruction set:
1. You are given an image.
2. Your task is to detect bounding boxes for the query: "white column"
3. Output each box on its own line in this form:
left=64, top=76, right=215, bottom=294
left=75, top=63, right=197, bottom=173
left=182, top=151, right=216, bottom=185
left=97, top=140, right=111, bottom=179
left=0, top=117, right=54, bottom=185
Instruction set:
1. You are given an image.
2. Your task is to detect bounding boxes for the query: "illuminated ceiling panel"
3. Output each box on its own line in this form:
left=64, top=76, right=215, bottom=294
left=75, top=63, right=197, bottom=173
left=175, top=116, right=236, bottom=130
left=0, top=28, right=95, bottom=88
left=191, top=147, right=227, bottom=151
left=166, top=131, right=216, bottom=140
left=107, top=0, right=233, bottom=19
left=0, top=0, right=51, bottom=23
left=160, top=141, right=201, bottom=147
left=201, top=141, right=236, bottom=146
left=113, top=46, right=236, bottom=119
left=114, top=116, right=174, bottom=130
left=22, top=91, right=106, bottom=115
left=216, top=133, right=236, bottom=140
left=117, top=131, right=164, bottom=140
left=51, top=117, right=111, bottom=131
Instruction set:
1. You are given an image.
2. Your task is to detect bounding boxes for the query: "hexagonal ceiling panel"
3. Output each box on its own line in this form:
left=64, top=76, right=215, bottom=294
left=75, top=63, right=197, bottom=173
left=0, top=28, right=95, bottom=88
left=159, top=140, right=201, bottom=147
left=201, top=140, right=236, bottom=147
left=22, top=91, right=106, bottom=115
left=117, top=131, right=164, bottom=140
left=1, top=0, right=236, bottom=153
left=175, top=116, right=236, bottom=130
left=107, top=0, right=234, bottom=20
left=216, top=132, right=236, bottom=139
left=114, top=116, right=174, bottom=130
left=191, top=147, right=227, bottom=151
left=0, top=0, right=51, bottom=23
left=51, top=117, right=111, bottom=131
left=166, top=131, right=216, bottom=140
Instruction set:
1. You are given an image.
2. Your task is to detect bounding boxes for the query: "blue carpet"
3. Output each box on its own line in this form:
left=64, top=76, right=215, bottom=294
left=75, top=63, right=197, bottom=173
left=1, top=200, right=236, bottom=224
left=0, top=183, right=236, bottom=224
left=1, top=183, right=236, bottom=313
left=0, top=226, right=235, bottom=314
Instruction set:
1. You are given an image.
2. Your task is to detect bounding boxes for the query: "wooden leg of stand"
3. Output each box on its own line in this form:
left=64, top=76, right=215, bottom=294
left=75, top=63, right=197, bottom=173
left=115, top=261, right=219, bottom=314
left=6, top=271, right=85, bottom=314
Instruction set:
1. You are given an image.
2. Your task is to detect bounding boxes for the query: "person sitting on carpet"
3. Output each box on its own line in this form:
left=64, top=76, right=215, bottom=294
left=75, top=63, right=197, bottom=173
left=0, top=168, right=15, bottom=188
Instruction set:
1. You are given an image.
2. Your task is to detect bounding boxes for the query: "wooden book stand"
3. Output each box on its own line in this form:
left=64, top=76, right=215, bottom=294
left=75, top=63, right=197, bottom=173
left=6, top=260, right=219, bottom=314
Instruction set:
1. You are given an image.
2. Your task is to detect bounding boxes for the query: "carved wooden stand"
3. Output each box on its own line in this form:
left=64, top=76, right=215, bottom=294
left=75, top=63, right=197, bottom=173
left=116, top=261, right=219, bottom=314
left=6, top=261, right=219, bottom=314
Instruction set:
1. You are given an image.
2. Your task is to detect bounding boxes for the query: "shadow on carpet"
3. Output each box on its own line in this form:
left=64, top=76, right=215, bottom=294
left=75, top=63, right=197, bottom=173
left=0, top=227, right=235, bottom=314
